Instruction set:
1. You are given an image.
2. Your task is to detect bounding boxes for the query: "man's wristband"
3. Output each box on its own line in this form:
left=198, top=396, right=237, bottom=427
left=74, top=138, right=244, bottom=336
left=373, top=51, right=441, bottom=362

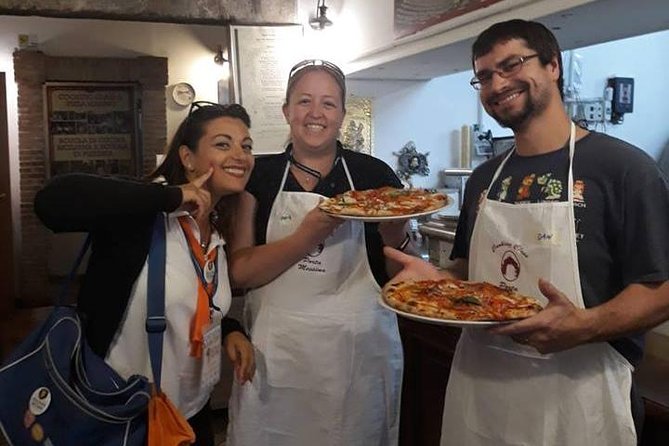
left=395, top=233, right=411, bottom=252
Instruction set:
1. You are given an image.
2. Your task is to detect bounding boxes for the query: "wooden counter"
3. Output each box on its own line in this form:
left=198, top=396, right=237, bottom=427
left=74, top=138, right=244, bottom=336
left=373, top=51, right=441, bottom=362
left=636, top=331, right=669, bottom=445
left=397, top=317, right=460, bottom=446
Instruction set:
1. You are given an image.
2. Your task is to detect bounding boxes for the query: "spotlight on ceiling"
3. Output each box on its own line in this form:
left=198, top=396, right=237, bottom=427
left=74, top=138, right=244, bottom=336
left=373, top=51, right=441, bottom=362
left=309, top=0, right=333, bottom=30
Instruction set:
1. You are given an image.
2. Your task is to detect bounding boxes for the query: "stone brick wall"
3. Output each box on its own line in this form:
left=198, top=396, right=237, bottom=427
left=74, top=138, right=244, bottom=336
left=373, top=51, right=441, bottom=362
left=14, top=50, right=167, bottom=306
left=0, top=0, right=296, bottom=25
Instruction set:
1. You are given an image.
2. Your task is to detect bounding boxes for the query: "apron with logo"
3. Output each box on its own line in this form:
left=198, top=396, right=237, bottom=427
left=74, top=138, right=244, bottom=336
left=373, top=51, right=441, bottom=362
left=440, top=123, right=636, bottom=446
left=228, top=158, right=403, bottom=446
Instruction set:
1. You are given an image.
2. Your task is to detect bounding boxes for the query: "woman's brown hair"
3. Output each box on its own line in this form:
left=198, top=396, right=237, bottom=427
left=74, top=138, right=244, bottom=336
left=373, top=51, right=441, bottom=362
left=148, top=102, right=251, bottom=242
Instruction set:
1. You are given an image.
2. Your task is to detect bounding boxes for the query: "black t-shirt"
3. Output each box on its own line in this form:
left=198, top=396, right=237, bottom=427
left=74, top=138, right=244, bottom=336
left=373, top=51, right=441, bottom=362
left=246, top=144, right=403, bottom=286
left=452, top=131, right=669, bottom=365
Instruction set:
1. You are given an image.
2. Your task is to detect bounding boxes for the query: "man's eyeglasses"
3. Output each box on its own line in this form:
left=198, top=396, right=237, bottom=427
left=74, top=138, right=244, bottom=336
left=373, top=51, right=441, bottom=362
left=470, top=54, right=540, bottom=90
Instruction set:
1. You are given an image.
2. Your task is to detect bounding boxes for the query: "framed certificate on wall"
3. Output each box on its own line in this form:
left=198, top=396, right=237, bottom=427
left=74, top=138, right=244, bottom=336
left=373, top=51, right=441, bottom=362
left=229, top=25, right=304, bottom=154
left=44, top=82, right=141, bottom=177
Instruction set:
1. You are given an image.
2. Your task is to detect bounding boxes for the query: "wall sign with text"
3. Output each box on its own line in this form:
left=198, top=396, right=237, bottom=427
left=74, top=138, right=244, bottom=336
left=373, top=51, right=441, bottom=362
left=229, top=25, right=303, bottom=154
left=44, top=83, right=141, bottom=177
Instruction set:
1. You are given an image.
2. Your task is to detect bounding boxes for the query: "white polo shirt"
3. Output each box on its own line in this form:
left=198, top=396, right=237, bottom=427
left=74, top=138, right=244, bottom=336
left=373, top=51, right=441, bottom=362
left=105, top=211, right=232, bottom=418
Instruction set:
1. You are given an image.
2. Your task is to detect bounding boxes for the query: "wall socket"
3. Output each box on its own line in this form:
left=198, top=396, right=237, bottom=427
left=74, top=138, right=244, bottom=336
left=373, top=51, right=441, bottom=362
left=581, top=100, right=604, bottom=122
left=566, top=98, right=610, bottom=123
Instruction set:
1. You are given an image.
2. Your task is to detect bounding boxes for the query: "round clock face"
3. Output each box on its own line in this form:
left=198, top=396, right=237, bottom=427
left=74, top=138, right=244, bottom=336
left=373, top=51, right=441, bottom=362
left=172, top=82, right=195, bottom=106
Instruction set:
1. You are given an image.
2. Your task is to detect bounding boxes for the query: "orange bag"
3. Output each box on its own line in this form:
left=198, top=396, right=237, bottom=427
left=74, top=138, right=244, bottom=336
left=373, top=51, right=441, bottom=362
left=147, top=388, right=195, bottom=446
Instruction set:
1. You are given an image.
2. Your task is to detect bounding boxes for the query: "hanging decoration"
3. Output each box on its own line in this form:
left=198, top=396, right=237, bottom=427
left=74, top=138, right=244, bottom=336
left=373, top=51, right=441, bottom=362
left=394, top=141, right=430, bottom=187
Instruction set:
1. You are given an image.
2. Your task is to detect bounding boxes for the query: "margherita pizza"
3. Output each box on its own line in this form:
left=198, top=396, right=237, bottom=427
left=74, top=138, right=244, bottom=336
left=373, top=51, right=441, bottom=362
left=318, top=187, right=448, bottom=217
left=382, top=278, right=542, bottom=321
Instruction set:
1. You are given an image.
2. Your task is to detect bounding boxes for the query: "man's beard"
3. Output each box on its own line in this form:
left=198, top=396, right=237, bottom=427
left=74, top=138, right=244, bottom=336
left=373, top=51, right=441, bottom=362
left=491, top=97, right=535, bottom=131
left=487, top=82, right=549, bottom=131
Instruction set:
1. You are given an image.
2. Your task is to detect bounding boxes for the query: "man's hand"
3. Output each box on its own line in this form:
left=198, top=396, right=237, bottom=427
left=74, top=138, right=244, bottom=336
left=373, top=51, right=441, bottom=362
left=489, top=278, right=594, bottom=354
left=383, top=246, right=444, bottom=283
left=223, top=331, right=256, bottom=384
left=378, top=219, right=409, bottom=248
left=178, top=167, right=213, bottom=220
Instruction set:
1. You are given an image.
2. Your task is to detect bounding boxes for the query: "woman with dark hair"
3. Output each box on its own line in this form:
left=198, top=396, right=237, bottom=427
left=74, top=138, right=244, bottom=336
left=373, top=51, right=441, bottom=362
left=226, top=60, right=407, bottom=446
left=34, top=101, right=256, bottom=446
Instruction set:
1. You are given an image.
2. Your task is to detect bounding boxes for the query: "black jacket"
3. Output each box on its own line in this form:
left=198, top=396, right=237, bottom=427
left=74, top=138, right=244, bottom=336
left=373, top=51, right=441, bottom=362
left=34, top=173, right=244, bottom=357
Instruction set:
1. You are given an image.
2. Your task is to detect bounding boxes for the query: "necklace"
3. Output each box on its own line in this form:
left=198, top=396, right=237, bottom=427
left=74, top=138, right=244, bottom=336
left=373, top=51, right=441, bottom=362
left=289, top=153, right=322, bottom=182
left=288, top=150, right=342, bottom=186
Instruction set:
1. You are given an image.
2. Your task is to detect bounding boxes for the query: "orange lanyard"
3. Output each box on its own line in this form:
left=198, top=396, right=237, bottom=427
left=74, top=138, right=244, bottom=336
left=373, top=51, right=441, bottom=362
left=178, top=216, right=219, bottom=358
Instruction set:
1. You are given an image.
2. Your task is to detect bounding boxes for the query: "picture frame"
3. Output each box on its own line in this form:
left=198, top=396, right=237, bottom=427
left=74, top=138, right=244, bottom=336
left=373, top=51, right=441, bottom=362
left=341, top=96, right=373, bottom=155
left=43, top=82, right=141, bottom=177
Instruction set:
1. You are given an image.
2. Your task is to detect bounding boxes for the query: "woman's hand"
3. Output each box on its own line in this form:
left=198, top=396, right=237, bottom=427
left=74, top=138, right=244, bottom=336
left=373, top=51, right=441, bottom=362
left=178, top=167, right=213, bottom=221
left=299, top=206, right=345, bottom=247
left=223, top=331, right=256, bottom=385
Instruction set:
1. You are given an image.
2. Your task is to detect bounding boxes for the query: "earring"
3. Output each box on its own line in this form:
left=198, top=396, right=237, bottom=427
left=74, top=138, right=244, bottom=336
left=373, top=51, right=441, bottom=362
left=187, top=164, right=194, bottom=172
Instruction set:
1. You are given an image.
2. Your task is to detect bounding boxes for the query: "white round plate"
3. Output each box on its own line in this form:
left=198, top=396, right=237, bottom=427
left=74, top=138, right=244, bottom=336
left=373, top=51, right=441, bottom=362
left=321, top=203, right=451, bottom=223
left=377, top=295, right=510, bottom=327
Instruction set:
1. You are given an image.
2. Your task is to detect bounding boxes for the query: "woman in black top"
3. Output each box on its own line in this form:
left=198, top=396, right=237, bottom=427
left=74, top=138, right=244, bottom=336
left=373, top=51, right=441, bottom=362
left=35, top=102, right=256, bottom=446
left=226, top=60, right=407, bottom=446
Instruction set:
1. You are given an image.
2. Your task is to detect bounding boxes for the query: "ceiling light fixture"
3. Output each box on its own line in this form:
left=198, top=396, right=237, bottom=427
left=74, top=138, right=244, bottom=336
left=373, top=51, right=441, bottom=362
left=214, top=45, right=227, bottom=65
left=309, top=0, right=333, bottom=30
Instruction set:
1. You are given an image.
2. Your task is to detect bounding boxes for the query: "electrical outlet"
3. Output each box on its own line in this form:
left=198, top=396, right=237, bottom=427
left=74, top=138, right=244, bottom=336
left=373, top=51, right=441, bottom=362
left=566, top=99, right=607, bottom=123
left=582, top=101, right=604, bottom=122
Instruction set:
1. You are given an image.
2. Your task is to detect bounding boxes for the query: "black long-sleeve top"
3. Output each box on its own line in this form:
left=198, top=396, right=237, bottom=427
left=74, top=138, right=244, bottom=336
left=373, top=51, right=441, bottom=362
left=34, top=173, right=244, bottom=357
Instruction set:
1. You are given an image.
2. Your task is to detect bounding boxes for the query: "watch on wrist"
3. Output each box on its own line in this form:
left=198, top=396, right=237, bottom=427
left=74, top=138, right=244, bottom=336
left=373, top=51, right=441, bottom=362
left=396, top=233, right=411, bottom=252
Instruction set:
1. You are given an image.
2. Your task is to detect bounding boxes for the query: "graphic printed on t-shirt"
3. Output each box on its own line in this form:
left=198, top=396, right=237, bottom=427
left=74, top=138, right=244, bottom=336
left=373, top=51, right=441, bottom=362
left=485, top=172, right=588, bottom=242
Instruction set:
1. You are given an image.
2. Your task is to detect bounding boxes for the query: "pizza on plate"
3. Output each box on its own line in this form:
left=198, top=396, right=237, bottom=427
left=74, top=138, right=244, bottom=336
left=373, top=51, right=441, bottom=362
left=382, top=278, right=543, bottom=321
left=318, top=186, right=448, bottom=217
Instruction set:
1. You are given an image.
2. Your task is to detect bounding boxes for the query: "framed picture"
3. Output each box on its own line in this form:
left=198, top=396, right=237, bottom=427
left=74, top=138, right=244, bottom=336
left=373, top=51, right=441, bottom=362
left=44, top=82, right=141, bottom=177
left=341, top=96, right=373, bottom=155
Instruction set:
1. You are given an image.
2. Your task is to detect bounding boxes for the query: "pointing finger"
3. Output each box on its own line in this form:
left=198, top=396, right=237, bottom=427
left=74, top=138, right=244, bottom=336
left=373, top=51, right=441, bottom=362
left=192, top=167, right=214, bottom=188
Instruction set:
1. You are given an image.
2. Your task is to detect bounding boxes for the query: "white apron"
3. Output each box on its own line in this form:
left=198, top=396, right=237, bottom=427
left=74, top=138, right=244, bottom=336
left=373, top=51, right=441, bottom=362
left=440, top=123, right=636, bottom=446
left=228, top=158, right=403, bottom=446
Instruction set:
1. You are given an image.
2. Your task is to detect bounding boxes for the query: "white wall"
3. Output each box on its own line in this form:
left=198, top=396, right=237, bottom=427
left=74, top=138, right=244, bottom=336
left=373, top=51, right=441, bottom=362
left=350, top=72, right=479, bottom=188
left=566, top=29, right=669, bottom=159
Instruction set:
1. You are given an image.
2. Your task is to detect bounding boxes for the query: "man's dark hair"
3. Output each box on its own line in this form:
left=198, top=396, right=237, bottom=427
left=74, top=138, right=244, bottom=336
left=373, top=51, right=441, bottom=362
left=472, top=19, right=564, bottom=99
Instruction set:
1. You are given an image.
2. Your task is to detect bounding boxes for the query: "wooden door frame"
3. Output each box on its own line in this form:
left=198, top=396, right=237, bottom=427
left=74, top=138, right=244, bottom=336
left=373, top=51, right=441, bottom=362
left=0, top=72, right=17, bottom=354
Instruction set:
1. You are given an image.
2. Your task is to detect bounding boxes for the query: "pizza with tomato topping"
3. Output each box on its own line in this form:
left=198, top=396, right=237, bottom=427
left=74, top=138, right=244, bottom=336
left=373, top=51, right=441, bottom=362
left=382, top=278, right=542, bottom=321
left=318, top=186, right=448, bottom=217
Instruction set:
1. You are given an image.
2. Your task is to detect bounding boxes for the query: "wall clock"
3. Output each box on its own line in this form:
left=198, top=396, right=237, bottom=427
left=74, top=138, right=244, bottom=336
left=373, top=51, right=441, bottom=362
left=172, top=82, right=195, bottom=106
